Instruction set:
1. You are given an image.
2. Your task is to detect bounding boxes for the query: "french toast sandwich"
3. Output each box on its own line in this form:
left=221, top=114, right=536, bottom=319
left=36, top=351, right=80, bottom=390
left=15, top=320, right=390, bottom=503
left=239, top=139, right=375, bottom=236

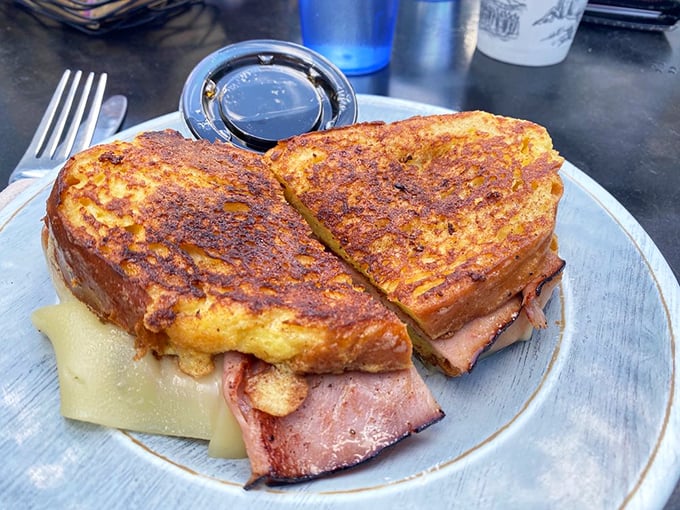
left=38, top=109, right=565, bottom=486
left=265, top=111, right=565, bottom=376
left=42, top=129, right=444, bottom=486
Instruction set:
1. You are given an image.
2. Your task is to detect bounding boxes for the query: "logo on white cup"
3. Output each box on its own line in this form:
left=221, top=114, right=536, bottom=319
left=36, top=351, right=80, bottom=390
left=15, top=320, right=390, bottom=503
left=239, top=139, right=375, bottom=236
left=476, top=0, right=588, bottom=66
left=479, top=0, right=585, bottom=46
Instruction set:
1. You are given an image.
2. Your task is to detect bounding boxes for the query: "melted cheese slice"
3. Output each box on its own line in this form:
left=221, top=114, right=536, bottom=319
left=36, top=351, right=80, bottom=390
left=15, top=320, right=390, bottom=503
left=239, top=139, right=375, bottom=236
left=31, top=299, right=246, bottom=459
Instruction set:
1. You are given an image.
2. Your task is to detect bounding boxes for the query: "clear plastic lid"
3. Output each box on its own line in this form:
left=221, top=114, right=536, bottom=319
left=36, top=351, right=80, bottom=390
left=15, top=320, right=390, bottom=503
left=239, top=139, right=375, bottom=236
left=180, top=40, right=357, bottom=152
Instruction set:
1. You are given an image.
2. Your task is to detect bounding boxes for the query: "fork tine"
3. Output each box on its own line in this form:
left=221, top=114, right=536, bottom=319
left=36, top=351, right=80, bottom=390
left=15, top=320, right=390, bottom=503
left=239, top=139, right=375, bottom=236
left=23, top=69, right=71, bottom=158
left=70, top=73, right=108, bottom=156
left=53, top=71, right=95, bottom=161
left=44, top=70, right=83, bottom=159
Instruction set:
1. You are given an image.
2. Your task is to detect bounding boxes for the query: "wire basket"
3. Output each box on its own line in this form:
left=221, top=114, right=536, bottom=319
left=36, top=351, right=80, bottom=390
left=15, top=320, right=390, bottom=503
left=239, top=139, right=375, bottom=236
left=16, top=0, right=201, bottom=34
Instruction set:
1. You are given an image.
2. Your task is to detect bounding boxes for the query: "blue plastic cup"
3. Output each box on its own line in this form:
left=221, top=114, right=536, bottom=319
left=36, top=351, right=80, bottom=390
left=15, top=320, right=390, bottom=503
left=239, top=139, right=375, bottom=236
left=299, top=0, right=400, bottom=76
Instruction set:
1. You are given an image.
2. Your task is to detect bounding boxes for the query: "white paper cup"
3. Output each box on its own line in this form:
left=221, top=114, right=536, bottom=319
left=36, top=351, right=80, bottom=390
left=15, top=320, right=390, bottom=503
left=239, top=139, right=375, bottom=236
left=476, top=0, right=588, bottom=66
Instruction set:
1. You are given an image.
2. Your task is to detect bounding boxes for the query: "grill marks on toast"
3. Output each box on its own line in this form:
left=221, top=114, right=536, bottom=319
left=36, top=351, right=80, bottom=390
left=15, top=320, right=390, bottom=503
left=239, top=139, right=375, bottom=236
left=266, top=111, right=564, bottom=368
left=47, top=111, right=564, bottom=380
left=43, top=113, right=565, bottom=488
left=46, top=130, right=412, bottom=378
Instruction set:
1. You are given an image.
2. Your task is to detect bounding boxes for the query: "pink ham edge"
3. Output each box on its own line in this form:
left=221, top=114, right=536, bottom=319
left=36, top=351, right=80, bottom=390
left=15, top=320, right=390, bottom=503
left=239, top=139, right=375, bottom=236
left=427, top=258, right=565, bottom=374
left=222, top=352, right=445, bottom=488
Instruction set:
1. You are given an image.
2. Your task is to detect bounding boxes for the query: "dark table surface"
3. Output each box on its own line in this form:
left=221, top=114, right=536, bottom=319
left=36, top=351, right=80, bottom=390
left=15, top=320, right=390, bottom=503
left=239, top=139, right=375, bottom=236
left=1, top=0, right=678, bottom=507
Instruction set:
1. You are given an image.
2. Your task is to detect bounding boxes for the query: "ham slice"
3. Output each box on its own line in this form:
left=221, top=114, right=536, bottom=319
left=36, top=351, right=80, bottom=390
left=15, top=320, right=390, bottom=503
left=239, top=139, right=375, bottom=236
left=420, top=255, right=565, bottom=376
left=222, top=352, right=444, bottom=488
left=423, top=295, right=525, bottom=375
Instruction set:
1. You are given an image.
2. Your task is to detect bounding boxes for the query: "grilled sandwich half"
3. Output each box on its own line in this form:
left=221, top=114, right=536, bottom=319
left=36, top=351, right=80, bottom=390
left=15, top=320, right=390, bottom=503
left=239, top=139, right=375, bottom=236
left=265, top=111, right=565, bottom=376
left=42, top=129, right=444, bottom=486
left=45, top=129, right=416, bottom=379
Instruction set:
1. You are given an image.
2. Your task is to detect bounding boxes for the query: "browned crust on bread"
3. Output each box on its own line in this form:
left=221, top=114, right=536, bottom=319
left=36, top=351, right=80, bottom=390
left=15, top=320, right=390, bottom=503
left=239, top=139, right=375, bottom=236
left=265, top=111, right=564, bottom=340
left=45, top=130, right=412, bottom=377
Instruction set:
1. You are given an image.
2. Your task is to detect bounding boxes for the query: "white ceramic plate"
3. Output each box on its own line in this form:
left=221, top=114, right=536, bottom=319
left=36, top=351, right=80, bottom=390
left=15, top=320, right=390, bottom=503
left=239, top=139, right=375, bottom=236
left=1, top=96, right=678, bottom=509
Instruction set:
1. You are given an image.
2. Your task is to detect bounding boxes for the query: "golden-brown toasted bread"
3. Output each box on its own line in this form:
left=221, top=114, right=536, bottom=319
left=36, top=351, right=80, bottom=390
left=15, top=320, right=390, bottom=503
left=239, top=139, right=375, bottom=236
left=265, top=111, right=564, bottom=374
left=45, top=130, right=413, bottom=378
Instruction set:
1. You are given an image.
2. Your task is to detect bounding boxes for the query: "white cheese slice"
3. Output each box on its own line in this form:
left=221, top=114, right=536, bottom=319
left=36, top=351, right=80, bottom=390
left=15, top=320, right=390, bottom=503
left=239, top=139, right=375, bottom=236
left=31, top=299, right=246, bottom=459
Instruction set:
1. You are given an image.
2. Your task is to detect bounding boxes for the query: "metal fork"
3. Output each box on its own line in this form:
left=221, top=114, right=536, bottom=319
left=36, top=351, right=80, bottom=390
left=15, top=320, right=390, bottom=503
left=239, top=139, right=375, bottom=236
left=8, top=69, right=107, bottom=184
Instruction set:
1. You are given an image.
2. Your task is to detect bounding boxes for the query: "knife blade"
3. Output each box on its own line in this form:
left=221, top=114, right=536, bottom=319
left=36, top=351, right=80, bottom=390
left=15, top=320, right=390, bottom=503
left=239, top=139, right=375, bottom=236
left=92, top=94, right=127, bottom=144
left=68, top=94, right=127, bottom=153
